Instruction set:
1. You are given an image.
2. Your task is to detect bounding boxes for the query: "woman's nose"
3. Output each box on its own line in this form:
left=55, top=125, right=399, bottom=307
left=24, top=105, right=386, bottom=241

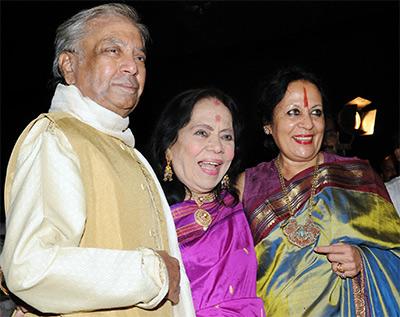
left=207, top=136, right=224, bottom=153
left=300, top=113, right=314, bottom=129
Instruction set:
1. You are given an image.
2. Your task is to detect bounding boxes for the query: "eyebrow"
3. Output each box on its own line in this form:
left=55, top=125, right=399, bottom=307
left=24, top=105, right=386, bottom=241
left=288, top=103, right=323, bottom=108
left=192, top=123, right=233, bottom=132
left=99, top=37, right=146, bottom=53
left=192, top=123, right=213, bottom=130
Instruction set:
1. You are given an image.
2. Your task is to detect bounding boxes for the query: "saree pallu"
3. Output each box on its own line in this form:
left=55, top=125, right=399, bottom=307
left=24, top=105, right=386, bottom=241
left=243, top=153, right=400, bottom=317
left=171, top=193, right=265, bottom=317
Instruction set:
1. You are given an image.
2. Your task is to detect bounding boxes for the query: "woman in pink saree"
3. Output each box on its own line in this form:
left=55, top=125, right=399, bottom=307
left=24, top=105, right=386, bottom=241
left=151, top=88, right=265, bottom=316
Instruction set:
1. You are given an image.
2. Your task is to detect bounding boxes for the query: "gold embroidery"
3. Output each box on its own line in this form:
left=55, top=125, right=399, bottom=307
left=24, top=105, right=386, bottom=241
left=352, top=170, right=364, bottom=178
left=352, top=266, right=366, bottom=317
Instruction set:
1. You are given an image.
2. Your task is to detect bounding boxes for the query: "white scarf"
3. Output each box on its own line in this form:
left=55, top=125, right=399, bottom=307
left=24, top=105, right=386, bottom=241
left=49, top=84, right=135, bottom=147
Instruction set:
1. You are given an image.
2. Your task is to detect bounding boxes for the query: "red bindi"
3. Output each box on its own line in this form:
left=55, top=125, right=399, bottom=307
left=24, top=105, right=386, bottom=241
left=215, top=114, right=221, bottom=122
left=303, top=87, right=309, bottom=108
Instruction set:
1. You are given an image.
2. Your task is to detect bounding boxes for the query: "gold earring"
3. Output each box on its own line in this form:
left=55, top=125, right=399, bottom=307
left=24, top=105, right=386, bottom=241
left=221, top=174, right=230, bottom=189
left=163, top=159, right=173, bottom=182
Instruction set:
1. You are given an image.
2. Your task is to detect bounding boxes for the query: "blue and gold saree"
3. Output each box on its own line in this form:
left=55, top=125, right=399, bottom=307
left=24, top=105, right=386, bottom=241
left=243, top=152, right=400, bottom=316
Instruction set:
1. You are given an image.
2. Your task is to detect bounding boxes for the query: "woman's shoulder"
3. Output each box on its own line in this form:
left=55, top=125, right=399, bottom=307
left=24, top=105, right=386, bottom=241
left=243, top=160, right=277, bottom=194
left=323, top=151, right=368, bottom=165
left=245, top=160, right=275, bottom=176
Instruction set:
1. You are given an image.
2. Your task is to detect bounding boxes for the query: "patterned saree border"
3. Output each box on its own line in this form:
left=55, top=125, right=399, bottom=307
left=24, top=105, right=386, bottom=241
left=249, top=160, right=379, bottom=245
left=352, top=247, right=371, bottom=317
left=172, top=197, right=240, bottom=245
left=352, top=267, right=370, bottom=317
left=172, top=203, right=215, bottom=244
left=249, top=169, right=315, bottom=244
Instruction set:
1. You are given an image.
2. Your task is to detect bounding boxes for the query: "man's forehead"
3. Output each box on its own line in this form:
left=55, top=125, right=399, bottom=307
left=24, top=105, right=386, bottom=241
left=84, top=16, right=144, bottom=48
left=85, top=15, right=141, bottom=37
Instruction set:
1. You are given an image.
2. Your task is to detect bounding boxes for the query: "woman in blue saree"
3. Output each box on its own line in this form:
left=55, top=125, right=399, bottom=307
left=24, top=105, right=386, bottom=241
left=237, top=66, right=400, bottom=316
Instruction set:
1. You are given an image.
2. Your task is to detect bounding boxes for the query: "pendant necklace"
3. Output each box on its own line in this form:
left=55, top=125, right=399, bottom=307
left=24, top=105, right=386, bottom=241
left=186, top=189, right=216, bottom=231
left=274, top=157, right=320, bottom=248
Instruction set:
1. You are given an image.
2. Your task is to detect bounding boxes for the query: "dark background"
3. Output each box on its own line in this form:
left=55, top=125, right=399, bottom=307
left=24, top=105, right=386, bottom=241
left=1, top=1, right=399, bottom=222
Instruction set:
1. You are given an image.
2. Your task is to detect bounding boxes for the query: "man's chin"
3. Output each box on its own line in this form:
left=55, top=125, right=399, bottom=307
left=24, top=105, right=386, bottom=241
left=120, top=91, right=140, bottom=105
left=124, top=105, right=138, bottom=117
left=120, top=100, right=140, bottom=117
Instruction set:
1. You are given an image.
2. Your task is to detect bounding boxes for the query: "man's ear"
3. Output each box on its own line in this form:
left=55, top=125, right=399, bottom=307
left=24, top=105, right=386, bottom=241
left=58, top=52, right=77, bottom=85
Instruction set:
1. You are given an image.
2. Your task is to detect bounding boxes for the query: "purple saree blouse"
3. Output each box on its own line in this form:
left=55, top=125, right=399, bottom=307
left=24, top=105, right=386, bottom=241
left=171, top=192, right=265, bottom=317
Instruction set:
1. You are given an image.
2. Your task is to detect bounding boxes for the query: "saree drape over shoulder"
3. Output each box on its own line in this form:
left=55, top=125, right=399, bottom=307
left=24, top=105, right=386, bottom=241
left=243, top=152, right=400, bottom=317
left=171, top=192, right=265, bottom=317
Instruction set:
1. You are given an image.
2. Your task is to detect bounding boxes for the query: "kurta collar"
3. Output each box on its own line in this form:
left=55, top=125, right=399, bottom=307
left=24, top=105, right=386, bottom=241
left=49, top=84, right=135, bottom=147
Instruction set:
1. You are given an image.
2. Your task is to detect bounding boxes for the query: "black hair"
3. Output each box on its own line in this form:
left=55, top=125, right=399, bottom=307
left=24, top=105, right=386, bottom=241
left=150, top=88, right=243, bottom=206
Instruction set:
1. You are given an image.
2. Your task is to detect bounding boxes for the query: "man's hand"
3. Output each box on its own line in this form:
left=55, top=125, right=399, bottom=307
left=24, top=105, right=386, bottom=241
left=156, top=251, right=180, bottom=305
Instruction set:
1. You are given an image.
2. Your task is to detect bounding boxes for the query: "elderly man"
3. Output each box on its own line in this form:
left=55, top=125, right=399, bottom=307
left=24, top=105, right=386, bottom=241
left=0, top=3, right=194, bottom=317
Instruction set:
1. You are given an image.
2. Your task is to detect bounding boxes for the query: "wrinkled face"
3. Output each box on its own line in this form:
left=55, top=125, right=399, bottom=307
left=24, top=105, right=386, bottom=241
left=266, top=80, right=325, bottom=164
left=60, top=16, right=146, bottom=117
left=168, top=98, right=235, bottom=194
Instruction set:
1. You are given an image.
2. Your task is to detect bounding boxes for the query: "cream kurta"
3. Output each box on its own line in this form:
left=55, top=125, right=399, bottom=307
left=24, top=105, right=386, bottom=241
left=0, top=84, right=195, bottom=316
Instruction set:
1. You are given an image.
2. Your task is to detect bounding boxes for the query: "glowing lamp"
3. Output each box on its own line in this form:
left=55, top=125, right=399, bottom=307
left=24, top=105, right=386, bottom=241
left=346, top=97, right=371, bottom=109
left=354, top=109, right=377, bottom=135
left=339, top=96, right=377, bottom=136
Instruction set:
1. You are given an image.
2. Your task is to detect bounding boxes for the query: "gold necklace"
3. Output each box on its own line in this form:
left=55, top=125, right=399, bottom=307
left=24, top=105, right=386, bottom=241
left=274, top=157, right=320, bottom=248
left=186, top=190, right=216, bottom=231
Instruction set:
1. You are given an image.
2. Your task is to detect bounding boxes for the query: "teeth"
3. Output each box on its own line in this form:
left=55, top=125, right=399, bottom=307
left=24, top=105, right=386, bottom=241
left=294, top=136, right=312, bottom=141
left=202, top=161, right=219, bottom=166
left=199, top=161, right=220, bottom=169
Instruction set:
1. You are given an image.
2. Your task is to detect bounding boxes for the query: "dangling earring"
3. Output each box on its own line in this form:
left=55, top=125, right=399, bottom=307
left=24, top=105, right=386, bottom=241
left=221, top=174, right=230, bottom=189
left=163, top=159, right=173, bottom=182
left=263, top=125, right=271, bottom=135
